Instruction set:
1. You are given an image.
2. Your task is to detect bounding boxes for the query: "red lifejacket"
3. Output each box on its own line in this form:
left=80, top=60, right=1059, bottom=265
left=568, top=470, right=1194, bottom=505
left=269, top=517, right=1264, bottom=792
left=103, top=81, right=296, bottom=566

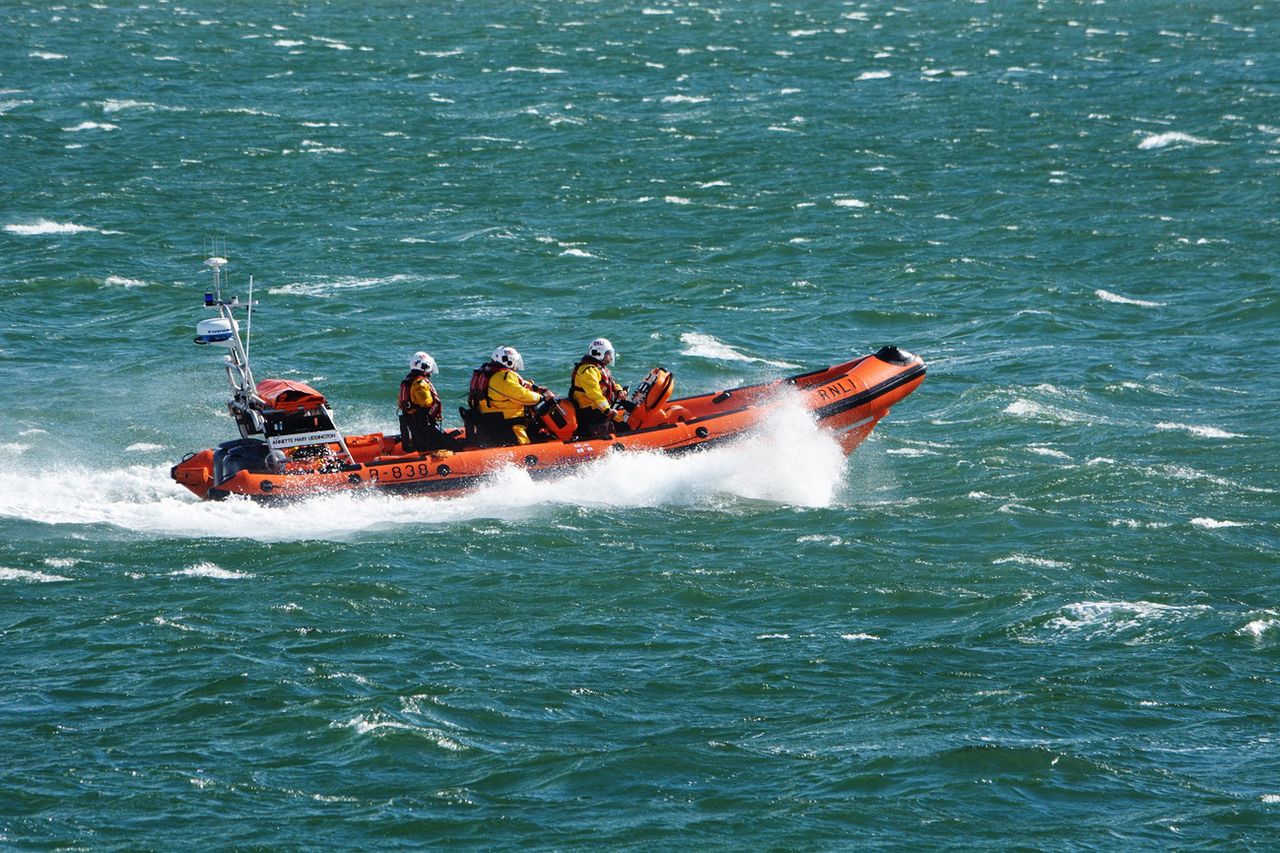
left=468, top=362, right=503, bottom=411
left=399, top=371, right=442, bottom=422
left=568, top=357, right=623, bottom=408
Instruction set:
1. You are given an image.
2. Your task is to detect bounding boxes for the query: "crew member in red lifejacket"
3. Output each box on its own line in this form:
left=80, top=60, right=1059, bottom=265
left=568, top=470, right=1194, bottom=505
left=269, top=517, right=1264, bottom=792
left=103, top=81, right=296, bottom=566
left=467, top=346, right=551, bottom=447
left=398, top=351, right=459, bottom=452
left=568, top=337, right=632, bottom=439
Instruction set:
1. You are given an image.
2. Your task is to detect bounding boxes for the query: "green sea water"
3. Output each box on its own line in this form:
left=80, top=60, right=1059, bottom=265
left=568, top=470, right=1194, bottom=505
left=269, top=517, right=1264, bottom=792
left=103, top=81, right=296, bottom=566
left=2, top=0, right=1278, bottom=847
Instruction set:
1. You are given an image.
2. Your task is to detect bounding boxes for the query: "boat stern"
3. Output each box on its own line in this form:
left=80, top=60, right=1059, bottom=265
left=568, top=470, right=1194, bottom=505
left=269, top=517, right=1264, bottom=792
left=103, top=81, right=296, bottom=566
left=171, top=449, right=216, bottom=499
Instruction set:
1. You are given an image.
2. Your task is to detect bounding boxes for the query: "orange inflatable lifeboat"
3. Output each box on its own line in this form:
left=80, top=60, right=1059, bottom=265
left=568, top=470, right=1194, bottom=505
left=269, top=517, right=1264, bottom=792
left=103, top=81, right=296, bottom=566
left=170, top=258, right=925, bottom=502
left=171, top=344, right=925, bottom=502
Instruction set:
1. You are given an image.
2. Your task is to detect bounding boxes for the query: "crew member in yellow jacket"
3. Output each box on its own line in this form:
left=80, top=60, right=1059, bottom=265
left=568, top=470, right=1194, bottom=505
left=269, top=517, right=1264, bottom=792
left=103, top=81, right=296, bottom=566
left=468, top=345, right=550, bottom=447
left=568, top=337, right=630, bottom=439
left=398, top=350, right=460, bottom=452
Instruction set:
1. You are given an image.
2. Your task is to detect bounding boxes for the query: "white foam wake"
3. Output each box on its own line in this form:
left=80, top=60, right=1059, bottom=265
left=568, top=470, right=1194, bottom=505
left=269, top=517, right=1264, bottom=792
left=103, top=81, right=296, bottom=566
left=679, top=332, right=800, bottom=368
left=0, top=398, right=846, bottom=541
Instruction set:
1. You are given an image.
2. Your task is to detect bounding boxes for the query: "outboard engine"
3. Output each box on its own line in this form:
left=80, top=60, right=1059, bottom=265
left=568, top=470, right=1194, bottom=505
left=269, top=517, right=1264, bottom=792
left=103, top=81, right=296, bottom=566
left=626, top=368, right=688, bottom=430
left=534, top=396, right=576, bottom=441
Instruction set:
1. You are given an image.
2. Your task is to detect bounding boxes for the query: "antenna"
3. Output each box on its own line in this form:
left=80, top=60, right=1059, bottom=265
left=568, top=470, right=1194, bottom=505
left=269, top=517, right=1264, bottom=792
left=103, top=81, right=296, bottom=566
left=204, top=255, right=228, bottom=302
left=245, top=273, right=254, bottom=370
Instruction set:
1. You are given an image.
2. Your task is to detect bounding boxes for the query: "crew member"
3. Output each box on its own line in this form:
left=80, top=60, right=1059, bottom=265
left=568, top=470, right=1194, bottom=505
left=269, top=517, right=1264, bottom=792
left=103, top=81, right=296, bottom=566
left=468, top=346, right=550, bottom=447
left=568, top=337, right=630, bottom=439
left=398, top=351, right=459, bottom=452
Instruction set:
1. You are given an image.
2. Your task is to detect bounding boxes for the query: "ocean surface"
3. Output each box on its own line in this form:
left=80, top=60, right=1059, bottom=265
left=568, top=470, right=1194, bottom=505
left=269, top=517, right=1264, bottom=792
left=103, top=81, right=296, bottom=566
left=2, top=0, right=1278, bottom=847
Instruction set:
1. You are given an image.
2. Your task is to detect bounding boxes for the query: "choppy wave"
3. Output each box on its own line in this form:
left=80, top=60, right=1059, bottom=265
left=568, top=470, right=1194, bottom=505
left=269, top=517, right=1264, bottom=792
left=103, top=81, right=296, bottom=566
left=105, top=275, right=148, bottom=288
left=1045, top=600, right=1210, bottom=640
left=680, top=332, right=800, bottom=368
left=1190, top=517, right=1247, bottom=529
left=268, top=273, right=414, bottom=296
left=993, top=554, right=1069, bottom=569
left=4, top=219, right=121, bottom=236
left=0, top=567, right=71, bottom=583
left=101, top=99, right=186, bottom=113
left=170, top=561, right=253, bottom=579
left=1095, top=289, right=1164, bottom=307
left=0, top=399, right=844, bottom=542
left=62, top=121, right=118, bottom=132
left=1137, top=131, right=1216, bottom=150
left=1154, top=422, right=1244, bottom=439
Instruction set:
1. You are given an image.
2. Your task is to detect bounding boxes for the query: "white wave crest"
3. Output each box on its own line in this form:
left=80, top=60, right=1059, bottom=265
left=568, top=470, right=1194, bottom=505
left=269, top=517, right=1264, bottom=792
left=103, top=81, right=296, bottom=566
left=62, top=121, right=118, bottom=132
left=105, top=276, right=147, bottom=289
left=5, top=219, right=120, bottom=236
left=1095, top=289, right=1164, bottom=307
left=1240, top=618, right=1278, bottom=640
left=680, top=332, right=800, bottom=368
left=994, top=554, right=1069, bottom=569
left=1046, top=601, right=1209, bottom=637
left=661, top=95, right=710, bottom=104
left=834, top=198, right=869, bottom=208
left=1, top=567, right=71, bottom=583
left=171, top=562, right=253, bottom=579
left=338, top=714, right=466, bottom=750
left=1155, top=422, right=1244, bottom=439
left=125, top=443, right=166, bottom=452
left=857, top=71, right=892, bottom=81
left=101, top=99, right=186, bottom=113
left=1003, top=399, right=1092, bottom=425
left=1138, top=131, right=1216, bottom=150
left=268, top=273, right=414, bottom=297
left=0, top=398, right=846, bottom=541
left=1190, top=517, right=1247, bottom=529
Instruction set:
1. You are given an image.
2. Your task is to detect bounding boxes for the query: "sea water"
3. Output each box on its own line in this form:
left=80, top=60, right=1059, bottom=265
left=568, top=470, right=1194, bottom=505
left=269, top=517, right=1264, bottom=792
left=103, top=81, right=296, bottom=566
left=2, top=0, right=1278, bottom=847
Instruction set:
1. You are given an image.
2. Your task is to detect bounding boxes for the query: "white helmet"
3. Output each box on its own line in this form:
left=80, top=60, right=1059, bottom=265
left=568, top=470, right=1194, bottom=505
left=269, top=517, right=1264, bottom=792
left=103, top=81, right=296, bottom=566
left=491, top=345, right=524, bottom=372
left=587, top=337, right=615, bottom=365
left=409, top=350, right=437, bottom=376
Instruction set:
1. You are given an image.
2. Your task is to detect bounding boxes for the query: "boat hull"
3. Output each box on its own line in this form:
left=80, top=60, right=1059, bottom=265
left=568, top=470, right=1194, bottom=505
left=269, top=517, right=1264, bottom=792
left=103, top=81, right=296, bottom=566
left=171, top=347, right=925, bottom=502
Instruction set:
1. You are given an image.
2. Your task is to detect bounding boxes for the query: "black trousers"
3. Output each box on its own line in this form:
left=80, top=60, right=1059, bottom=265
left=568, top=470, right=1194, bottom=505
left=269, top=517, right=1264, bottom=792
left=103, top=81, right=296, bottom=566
left=399, top=412, right=461, bottom=452
left=468, top=411, right=530, bottom=448
left=574, top=407, right=617, bottom=440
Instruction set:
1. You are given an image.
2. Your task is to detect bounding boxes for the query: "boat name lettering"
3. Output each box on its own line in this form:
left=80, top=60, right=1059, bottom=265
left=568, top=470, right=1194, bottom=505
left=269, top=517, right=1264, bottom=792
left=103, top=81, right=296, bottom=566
left=816, top=378, right=855, bottom=402
left=267, top=429, right=341, bottom=449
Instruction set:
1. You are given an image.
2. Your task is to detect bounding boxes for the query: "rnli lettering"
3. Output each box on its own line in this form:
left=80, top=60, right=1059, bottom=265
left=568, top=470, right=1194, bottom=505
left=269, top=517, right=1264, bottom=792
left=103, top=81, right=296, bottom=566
left=817, top=378, right=854, bottom=401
